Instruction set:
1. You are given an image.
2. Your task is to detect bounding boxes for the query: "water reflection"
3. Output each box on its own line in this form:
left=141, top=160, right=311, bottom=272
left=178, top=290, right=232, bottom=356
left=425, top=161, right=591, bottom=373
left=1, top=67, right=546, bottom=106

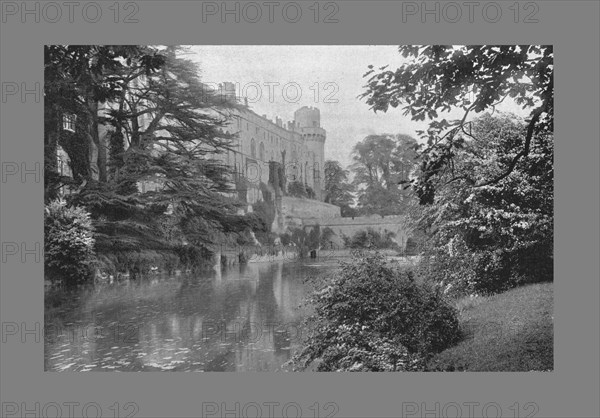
left=45, top=261, right=337, bottom=372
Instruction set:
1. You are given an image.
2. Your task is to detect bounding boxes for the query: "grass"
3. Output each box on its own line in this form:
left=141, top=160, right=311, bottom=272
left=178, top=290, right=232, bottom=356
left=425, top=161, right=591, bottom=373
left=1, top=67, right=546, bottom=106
left=427, top=282, right=554, bottom=372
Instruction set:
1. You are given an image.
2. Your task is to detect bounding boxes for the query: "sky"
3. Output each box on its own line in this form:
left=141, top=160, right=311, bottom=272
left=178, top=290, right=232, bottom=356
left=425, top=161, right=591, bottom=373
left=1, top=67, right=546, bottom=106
left=188, top=45, right=526, bottom=168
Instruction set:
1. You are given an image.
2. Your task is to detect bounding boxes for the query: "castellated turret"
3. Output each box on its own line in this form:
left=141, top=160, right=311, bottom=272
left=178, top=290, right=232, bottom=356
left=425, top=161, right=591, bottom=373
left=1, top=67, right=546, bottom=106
left=294, top=106, right=326, bottom=200
left=219, top=82, right=237, bottom=101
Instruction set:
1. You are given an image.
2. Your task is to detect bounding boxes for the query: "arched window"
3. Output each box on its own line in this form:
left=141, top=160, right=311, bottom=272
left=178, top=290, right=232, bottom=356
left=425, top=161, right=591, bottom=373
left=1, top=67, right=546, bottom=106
left=250, top=138, right=256, bottom=158
left=259, top=142, right=265, bottom=161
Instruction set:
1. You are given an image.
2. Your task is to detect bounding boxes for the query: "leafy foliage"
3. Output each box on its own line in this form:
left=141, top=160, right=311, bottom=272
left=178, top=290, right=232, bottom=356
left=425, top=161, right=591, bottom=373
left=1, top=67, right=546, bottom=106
left=343, top=228, right=398, bottom=250
left=287, top=181, right=309, bottom=198
left=250, top=200, right=277, bottom=245
left=44, top=45, right=165, bottom=192
left=44, top=199, right=96, bottom=286
left=362, top=45, right=553, bottom=204
left=350, top=134, right=418, bottom=216
left=45, top=46, right=255, bottom=276
left=292, top=252, right=461, bottom=371
left=415, top=113, right=553, bottom=295
left=323, top=160, right=355, bottom=215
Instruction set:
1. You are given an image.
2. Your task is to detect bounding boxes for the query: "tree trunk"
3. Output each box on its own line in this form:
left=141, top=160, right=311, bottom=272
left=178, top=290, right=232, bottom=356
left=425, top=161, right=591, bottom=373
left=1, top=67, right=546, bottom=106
left=44, top=104, right=60, bottom=202
left=88, top=100, right=107, bottom=182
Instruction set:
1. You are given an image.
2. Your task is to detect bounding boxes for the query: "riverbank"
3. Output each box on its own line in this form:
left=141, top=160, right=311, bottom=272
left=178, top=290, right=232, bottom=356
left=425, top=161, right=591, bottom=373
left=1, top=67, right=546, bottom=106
left=427, top=282, right=554, bottom=371
left=245, top=248, right=419, bottom=264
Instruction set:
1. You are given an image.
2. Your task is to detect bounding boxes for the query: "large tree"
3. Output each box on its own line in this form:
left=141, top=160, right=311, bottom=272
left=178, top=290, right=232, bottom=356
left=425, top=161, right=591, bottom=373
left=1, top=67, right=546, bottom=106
left=45, top=46, right=253, bottom=261
left=415, top=113, right=553, bottom=295
left=323, top=160, right=355, bottom=217
left=361, top=45, right=553, bottom=205
left=44, top=45, right=165, bottom=199
left=350, top=133, right=418, bottom=216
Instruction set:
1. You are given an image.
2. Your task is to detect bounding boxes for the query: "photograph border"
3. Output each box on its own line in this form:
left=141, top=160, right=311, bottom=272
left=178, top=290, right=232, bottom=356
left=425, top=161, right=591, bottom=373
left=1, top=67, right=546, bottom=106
left=2, top=1, right=599, bottom=417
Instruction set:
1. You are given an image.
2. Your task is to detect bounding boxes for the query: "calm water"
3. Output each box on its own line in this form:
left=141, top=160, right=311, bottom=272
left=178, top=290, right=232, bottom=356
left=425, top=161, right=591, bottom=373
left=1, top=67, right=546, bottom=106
left=44, top=260, right=339, bottom=372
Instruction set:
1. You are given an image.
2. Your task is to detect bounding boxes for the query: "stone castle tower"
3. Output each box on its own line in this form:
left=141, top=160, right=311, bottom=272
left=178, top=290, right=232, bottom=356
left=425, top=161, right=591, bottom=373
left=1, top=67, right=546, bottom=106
left=292, top=106, right=326, bottom=200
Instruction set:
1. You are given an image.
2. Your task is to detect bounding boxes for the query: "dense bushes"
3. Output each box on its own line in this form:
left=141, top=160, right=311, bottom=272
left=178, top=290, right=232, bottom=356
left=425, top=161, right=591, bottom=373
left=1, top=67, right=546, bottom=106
left=413, top=114, right=553, bottom=296
left=95, top=244, right=213, bottom=279
left=287, top=181, right=315, bottom=199
left=251, top=200, right=277, bottom=244
left=404, top=237, right=420, bottom=255
left=343, top=228, right=398, bottom=250
left=44, top=199, right=96, bottom=286
left=173, top=244, right=213, bottom=272
left=46, top=198, right=216, bottom=285
left=292, top=252, right=461, bottom=371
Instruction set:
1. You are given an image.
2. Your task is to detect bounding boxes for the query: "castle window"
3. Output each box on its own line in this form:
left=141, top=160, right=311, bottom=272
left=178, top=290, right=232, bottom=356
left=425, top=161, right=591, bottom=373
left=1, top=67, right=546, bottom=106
left=250, top=138, right=256, bottom=158
left=259, top=142, right=265, bottom=161
left=62, top=113, right=76, bottom=132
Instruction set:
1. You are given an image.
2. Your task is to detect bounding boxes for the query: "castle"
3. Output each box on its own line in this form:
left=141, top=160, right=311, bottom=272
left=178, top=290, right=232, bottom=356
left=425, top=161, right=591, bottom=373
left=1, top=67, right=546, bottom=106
left=215, top=82, right=327, bottom=204
left=53, top=79, right=409, bottom=247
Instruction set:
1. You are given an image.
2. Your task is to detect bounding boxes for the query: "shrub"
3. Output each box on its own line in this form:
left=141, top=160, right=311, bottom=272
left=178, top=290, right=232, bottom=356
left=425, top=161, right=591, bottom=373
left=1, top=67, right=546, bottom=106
left=44, top=199, right=96, bottom=286
left=279, top=232, right=292, bottom=246
left=412, top=114, right=553, bottom=296
left=404, top=237, right=420, bottom=255
left=418, top=235, right=553, bottom=297
left=287, top=181, right=307, bottom=198
left=174, top=244, right=213, bottom=272
left=292, top=252, right=461, bottom=371
left=102, top=250, right=184, bottom=278
left=346, top=228, right=398, bottom=250
left=251, top=200, right=277, bottom=244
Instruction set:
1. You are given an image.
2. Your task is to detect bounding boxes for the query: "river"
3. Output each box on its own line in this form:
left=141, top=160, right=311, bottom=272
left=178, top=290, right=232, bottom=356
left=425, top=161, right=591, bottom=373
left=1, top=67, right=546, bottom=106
left=44, top=260, right=341, bottom=372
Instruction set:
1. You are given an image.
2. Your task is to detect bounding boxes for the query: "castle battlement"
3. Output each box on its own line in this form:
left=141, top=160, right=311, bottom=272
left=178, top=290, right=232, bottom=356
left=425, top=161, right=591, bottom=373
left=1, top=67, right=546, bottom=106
left=215, top=82, right=327, bottom=203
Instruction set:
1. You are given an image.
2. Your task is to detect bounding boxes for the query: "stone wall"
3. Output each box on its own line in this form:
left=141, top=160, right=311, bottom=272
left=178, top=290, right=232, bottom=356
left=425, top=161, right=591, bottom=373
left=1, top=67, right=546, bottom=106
left=278, top=196, right=341, bottom=231
left=305, top=214, right=411, bottom=249
left=277, top=198, right=410, bottom=249
left=216, top=105, right=327, bottom=204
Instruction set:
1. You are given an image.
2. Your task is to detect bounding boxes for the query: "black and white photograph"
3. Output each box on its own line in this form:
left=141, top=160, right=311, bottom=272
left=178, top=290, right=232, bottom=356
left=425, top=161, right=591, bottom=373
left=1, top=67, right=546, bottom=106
left=44, top=45, right=553, bottom=373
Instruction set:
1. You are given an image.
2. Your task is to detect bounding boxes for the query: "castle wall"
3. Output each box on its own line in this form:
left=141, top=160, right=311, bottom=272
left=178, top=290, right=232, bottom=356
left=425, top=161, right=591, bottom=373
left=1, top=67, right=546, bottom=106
left=217, top=104, right=326, bottom=206
left=279, top=196, right=341, bottom=231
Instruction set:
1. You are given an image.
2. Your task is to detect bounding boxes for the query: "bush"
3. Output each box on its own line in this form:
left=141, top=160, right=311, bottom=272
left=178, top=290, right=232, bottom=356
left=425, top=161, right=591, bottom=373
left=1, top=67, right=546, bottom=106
left=346, top=228, right=398, bottom=250
left=45, top=199, right=96, bottom=286
left=292, top=252, right=461, bottom=371
left=287, top=181, right=307, bottom=198
left=404, top=237, right=420, bottom=255
left=412, top=114, right=553, bottom=296
left=174, top=244, right=213, bottom=272
left=251, top=200, right=277, bottom=244
left=97, top=249, right=183, bottom=279
left=418, top=235, right=553, bottom=297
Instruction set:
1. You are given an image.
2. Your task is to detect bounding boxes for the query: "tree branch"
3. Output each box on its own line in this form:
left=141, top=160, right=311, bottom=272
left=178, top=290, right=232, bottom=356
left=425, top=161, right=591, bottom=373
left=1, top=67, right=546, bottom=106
left=474, top=95, right=549, bottom=188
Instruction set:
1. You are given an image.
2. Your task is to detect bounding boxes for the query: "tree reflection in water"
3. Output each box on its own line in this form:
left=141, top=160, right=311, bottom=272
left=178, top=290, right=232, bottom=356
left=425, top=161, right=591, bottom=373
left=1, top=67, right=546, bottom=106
left=45, top=260, right=338, bottom=372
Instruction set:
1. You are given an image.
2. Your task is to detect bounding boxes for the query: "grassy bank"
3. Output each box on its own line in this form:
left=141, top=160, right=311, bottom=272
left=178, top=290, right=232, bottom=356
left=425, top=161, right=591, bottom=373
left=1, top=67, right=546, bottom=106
left=427, top=282, right=554, bottom=372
